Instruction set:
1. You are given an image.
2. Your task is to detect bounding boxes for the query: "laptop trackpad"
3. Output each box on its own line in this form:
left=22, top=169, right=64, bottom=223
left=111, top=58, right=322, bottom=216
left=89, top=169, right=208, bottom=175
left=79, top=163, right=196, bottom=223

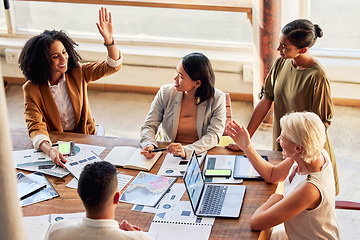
left=221, top=185, right=246, bottom=217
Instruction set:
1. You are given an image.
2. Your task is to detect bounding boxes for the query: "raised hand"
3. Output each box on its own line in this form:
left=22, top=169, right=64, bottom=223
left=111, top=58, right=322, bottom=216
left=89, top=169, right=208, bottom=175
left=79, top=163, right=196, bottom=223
left=96, top=7, right=113, bottom=45
left=225, top=120, right=252, bottom=151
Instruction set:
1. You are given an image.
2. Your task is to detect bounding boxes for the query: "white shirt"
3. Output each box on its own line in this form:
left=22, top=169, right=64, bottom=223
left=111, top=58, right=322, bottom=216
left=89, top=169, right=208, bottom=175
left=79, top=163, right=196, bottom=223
left=283, top=150, right=340, bottom=240
left=49, top=74, right=76, bottom=131
left=46, top=217, right=152, bottom=240
left=33, top=55, right=122, bottom=150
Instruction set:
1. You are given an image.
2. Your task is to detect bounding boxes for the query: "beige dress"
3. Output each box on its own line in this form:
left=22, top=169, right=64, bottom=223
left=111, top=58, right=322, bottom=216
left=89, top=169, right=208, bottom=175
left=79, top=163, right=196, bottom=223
left=283, top=150, right=340, bottom=239
left=264, top=57, right=339, bottom=195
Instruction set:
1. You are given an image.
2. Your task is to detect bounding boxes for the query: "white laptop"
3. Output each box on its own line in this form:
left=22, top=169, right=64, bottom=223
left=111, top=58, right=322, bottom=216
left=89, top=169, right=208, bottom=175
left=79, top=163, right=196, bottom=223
left=183, top=151, right=246, bottom=218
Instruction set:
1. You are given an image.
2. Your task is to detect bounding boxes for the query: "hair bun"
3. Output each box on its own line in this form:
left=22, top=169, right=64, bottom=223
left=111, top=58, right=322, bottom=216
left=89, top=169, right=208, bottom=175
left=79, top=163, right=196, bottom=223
left=314, top=24, right=323, bottom=38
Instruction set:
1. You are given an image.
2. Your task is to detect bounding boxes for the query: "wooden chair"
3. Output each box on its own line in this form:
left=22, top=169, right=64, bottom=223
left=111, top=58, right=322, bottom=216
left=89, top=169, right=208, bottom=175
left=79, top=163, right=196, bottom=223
left=335, top=200, right=360, bottom=210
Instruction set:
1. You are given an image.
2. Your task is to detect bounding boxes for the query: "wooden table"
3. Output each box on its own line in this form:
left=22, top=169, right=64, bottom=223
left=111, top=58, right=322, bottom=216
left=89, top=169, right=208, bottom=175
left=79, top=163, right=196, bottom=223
left=12, top=128, right=282, bottom=239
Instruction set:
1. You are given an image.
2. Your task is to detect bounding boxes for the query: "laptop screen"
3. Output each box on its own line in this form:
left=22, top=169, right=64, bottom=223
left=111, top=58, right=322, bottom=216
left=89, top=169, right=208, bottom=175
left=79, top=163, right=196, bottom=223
left=184, top=152, right=205, bottom=212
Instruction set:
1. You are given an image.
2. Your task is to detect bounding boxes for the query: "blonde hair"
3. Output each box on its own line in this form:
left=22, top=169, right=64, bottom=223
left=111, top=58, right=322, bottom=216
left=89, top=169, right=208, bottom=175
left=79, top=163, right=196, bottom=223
left=280, top=111, right=326, bottom=163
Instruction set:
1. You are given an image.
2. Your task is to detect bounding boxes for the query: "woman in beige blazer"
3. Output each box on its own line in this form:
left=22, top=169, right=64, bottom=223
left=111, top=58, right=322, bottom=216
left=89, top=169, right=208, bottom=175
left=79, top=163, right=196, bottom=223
left=140, top=53, right=226, bottom=159
left=19, top=7, right=122, bottom=167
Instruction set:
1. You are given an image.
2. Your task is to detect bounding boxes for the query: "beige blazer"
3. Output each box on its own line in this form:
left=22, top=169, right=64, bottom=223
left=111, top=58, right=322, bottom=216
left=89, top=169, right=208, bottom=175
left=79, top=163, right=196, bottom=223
left=140, top=84, right=226, bottom=158
left=23, top=61, right=121, bottom=141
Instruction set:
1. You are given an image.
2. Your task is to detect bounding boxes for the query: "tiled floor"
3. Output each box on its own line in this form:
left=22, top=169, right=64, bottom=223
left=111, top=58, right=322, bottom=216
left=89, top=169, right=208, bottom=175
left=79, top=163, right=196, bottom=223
left=5, top=85, right=360, bottom=238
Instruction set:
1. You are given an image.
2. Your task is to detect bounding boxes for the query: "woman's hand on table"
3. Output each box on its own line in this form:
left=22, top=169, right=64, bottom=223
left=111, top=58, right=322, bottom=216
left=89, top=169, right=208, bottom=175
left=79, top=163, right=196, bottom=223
left=166, top=143, right=185, bottom=158
left=39, top=140, right=67, bottom=168
left=141, top=145, right=156, bottom=159
left=48, top=148, right=67, bottom=168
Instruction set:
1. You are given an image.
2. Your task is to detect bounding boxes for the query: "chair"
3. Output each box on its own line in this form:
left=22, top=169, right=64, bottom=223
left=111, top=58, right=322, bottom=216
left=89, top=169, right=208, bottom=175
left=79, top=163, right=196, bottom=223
left=95, top=124, right=105, bottom=136
left=335, top=200, right=360, bottom=210
left=335, top=200, right=360, bottom=239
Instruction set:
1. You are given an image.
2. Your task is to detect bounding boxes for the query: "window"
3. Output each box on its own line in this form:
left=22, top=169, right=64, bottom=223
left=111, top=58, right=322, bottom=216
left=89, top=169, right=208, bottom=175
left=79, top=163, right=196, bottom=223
left=310, top=0, right=360, bottom=51
left=0, top=11, right=6, bottom=31
left=13, top=1, right=252, bottom=44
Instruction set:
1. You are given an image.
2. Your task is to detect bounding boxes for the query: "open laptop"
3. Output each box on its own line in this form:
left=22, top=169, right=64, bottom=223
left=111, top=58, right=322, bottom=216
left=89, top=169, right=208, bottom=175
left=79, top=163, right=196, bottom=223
left=183, top=151, right=246, bottom=218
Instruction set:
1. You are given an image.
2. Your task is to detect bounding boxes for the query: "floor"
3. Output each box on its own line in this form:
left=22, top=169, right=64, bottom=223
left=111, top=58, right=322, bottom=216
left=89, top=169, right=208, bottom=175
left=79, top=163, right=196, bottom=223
left=5, top=85, right=360, bottom=238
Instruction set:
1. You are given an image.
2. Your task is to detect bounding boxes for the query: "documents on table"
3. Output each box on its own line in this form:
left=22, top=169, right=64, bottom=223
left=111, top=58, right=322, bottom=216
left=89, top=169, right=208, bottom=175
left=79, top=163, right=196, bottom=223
left=19, top=172, right=59, bottom=207
left=65, top=149, right=103, bottom=180
left=66, top=172, right=133, bottom=192
left=13, top=143, right=106, bottom=178
left=157, top=152, right=207, bottom=177
left=132, top=183, right=186, bottom=213
left=203, top=155, right=243, bottom=184
left=104, top=146, right=162, bottom=171
left=23, top=212, right=86, bottom=240
left=120, top=172, right=176, bottom=207
left=13, top=149, right=70, bottom=178
left=149, top=200, right=215, bottom=240
left=17, top=172, right=46, bottom=200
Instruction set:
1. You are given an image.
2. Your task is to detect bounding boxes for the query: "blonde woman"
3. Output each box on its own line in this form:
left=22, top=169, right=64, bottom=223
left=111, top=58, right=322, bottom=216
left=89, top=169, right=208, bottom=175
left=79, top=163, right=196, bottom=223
left=225, top=112, right=339, bottom=239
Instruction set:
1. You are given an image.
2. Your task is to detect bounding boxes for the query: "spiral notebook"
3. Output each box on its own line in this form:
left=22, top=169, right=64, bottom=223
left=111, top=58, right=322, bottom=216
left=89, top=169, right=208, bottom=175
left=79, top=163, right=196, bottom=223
left=149, top=200, right=214, bottom=240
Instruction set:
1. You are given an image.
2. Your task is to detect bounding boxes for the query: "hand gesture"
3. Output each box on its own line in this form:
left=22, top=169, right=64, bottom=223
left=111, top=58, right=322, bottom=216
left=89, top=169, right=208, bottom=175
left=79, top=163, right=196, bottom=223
left=119, top=220, right=142, bottom=231
left=141, top=145, right=156, bottom=159
left=225, top=120, right=252, bottom=151
left=96, top=7, right=113, bottom=44
left=167, top=143, right=185, bottom=158
left=48, top=148, right=67, bottom=168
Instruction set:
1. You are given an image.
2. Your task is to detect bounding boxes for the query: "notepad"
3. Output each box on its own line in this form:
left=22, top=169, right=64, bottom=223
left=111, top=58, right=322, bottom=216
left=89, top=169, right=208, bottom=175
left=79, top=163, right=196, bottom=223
left=104, top=146, right=162, bottom=171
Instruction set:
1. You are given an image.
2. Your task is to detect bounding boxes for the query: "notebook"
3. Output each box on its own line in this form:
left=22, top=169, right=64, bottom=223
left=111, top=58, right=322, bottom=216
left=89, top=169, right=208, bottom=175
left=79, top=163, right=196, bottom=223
left=104, top=146, right=162, bottom=171
left=183, top=151, right=246, bottom=218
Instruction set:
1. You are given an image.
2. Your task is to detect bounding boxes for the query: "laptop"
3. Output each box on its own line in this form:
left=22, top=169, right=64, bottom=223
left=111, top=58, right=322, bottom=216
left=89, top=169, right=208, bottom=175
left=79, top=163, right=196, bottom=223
left=183, top=151, right=246, bottom=218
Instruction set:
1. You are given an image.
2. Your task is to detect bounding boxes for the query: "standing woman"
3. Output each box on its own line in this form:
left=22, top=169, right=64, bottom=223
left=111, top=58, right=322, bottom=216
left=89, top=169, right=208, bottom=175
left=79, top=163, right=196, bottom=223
left=227, top=19, right=339, bottom=195
left=19, top=7, right=122, bottom=167
left=140, top=52, right=226, bottom=159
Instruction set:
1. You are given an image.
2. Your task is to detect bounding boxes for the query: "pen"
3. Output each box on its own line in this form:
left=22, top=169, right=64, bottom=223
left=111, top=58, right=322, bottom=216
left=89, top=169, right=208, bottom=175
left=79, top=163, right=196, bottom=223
left=149, top=148, right=167, bottom=153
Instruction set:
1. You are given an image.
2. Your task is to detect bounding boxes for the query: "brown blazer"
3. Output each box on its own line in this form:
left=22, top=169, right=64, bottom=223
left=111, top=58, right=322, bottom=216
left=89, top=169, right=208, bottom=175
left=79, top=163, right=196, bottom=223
left=23, top=60, right=121, bottom=141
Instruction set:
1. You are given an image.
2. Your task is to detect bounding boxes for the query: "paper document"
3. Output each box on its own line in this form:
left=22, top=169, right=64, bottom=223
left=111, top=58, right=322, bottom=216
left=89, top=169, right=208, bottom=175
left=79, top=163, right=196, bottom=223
left=13, top=149, right=70, bottom=178
left=20, top=172, right=59, bottom=207
left=120, top=172, right=176, bottom=207
left=66, top=173, right=133, bottom=192
left=149, top=201, right=214, bottom=240
left=65, top=150, right=103, bottom=179
left=23, top=212, right=86, bottom=240
left=105, top=146, right=162, bottom=171
left=157, top=152, right=207, bottom=177
left=17, top=172, right=46, bottom=200
left=132, top=183, right=185, bottom=213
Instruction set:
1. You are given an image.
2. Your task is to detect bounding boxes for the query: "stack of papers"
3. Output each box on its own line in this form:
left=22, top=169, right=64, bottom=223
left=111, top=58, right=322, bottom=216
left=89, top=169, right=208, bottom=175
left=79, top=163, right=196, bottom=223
left=157, top=152, right=207, bottom=177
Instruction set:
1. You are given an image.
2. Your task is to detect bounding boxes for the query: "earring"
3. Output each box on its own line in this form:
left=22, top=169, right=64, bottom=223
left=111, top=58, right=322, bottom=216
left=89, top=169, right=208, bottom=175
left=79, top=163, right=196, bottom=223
left=196, top=97, right=200, bottom=105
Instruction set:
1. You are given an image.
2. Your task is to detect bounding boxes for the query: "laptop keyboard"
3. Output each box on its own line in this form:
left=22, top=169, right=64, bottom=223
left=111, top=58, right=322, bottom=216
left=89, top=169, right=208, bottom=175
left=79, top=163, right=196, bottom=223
left=199, top=185, right=228, bottom=215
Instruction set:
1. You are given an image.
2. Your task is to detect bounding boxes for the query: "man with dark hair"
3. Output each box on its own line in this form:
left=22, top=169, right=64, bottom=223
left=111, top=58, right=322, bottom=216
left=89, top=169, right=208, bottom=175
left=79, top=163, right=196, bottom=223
left=47, top=161, right=151, bottom=240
